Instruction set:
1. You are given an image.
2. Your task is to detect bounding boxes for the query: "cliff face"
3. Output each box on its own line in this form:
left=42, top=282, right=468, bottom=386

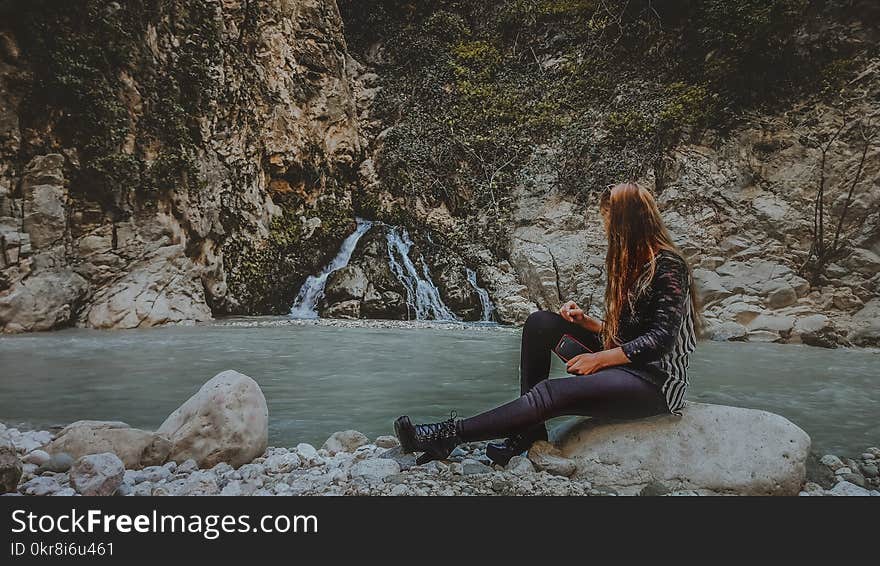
left=0, top=0, right=363, bottom=331
left=1, top=0, right=879, bottom=349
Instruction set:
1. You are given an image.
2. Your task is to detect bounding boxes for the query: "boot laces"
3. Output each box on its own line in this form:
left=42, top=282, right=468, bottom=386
left=416, top=411, right=458, bottom=442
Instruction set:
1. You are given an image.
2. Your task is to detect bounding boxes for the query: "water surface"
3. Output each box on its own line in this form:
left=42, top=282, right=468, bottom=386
left=0, top=321, right=877, bottom=456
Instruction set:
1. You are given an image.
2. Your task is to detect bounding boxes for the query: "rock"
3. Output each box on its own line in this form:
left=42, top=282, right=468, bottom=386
left=70, top=453, right=125, bottom=496
left=295, top=443, right=321, bottom=466
left=461, top=459, right=493, bottom=475
left=350, top=458, right=400, bottom=482
left=0, top=436, right=22, bottom=493
left=639, top=480, right=671, bottom=497
left=746, top=330, right=781, bottom=343
left=820, top=454, right=844, bottom=470
left=375, top=435, right=400, bottom=449
left=861, top=464, right=878, bottom=478
left=831, top=288, right=863, bottom=311
left=763, top=281, right=797, bottom=309
left=322, top=430, right=369, bottom=455
left=707, top=320, right=748, bottom=341
left=43, top=421, right=171, bottom=470
left=558, top=402, right=810, bottom=495
left=157, top=370, right=268, bottom=468
left=176, top=459, right=198, bottom=474
left=22, top=449, right=51, bottom=467
left=264, top=452, right=301, bottom=473
left=379, top=446, right=417, bottom=471
left=505, top=455, right=536, bottom=475
left=20, top=476, right=63, bottom=496
left=829, top=480, right=872, bottom=496
left=791, top=314, right=837, bottom=348
left=692, top=269, right=731, bottom=305
left=323, top=265, right=368, bottom=303
left=840, top=473, right=866, bottom=488
left=0, top=269, right=89, bottom=333
left=527, top=441, right=577, bottom=477
left=850, top=299, right=880, bottom=347
left=41, top=452, right=74, bottom=473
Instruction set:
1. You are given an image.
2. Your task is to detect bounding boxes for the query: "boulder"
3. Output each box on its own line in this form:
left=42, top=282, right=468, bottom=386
left=43, top=421, right=171, bottom=470
left=70, top=453, right=125, bottom=496
left=556, top=402, right=810, bottom=495
left=157, top=370, right=268, bottom=468
left=0, top=436, right=22, bottom=494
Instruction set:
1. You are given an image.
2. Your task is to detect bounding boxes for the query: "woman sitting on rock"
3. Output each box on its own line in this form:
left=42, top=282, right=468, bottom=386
left=394, top=182, right=701, bottom=466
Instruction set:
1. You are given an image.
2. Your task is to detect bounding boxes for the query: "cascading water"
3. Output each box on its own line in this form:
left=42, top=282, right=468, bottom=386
left=385, top=227, right=458, bottom=321
left=466, top=268, right=495, bottom=322
left=289, top=218, right=374, bottom=319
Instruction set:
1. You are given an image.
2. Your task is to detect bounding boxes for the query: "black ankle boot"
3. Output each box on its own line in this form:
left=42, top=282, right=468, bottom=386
left=485, top=426, right=548, bottom=467
left=394, top=414, right=462, bottom=465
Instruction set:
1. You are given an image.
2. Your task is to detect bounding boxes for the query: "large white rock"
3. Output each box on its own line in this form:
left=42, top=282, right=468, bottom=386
left=557, top=402, right=810, bottom=496
left=42, top=421, right=171, bottom=470
left=157, top=370, right=268, bottom=469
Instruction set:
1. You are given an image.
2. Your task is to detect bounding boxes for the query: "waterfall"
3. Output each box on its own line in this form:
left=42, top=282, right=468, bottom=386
left=466, top=268, right=495, bottom=322
left=289, top=218, right=374, bottom=319
left=385, top=226, right=458, bottom=321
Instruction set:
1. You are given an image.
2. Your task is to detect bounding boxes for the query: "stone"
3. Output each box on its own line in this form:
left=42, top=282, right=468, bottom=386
left=461, top=459, right=493, bottom=475
left=692, top=269, right=731, bottom=305
left=763, top=281, right=797, bottom=309
left=295, top=443, right=320, bottom=466
left=379, top=446, right=417, bottom=471
left=829, top=481, right=872, bottom=497
left=157, top=370, right=268, bottom=468
left=840, top=473, right=866, bottom=488
left=41, top=452, right=74, bottom=473
left=322, top=430, right=369, bottom=455
left=43, top=421, right=171, bottom=470
left=350, top=458, right=400, bottom=482
left=505, top=455, right=536, bottom=475
left=639, top=480, right=671, bottom=497
left=20, top=476, right=63, bottom=496
left=558, top=402, right=811, bottom=495
left=375, top=435, right=400, bottom=449
left=0, top=436, right=22, bottom=493
left=22, top=450, right=51, bottom=467
left=850, top=299, right=880, bottom=347
left=860, top=464, right=878, bottom=478
left=820, top=454, right=844, bottom=470
left=70, top=453, right=125, bottom=496
left=527, top=441, right=577, bottom=477
left=264, top=452, right=301, bottom=474
left=791, top=314, right=837, bottom=348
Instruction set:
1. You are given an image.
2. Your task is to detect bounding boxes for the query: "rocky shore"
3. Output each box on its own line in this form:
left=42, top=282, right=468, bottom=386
left=2, top=422, right=877, bottom=498
left=1, top=369, right=877, bottom=497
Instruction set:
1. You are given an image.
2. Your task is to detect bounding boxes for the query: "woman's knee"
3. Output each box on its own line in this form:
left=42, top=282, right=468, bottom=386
left=524, top=310, right=562, bottom=335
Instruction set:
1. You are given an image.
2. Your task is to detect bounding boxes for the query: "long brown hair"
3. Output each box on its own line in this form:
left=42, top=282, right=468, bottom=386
left=599, top=182, right=700, bottom=349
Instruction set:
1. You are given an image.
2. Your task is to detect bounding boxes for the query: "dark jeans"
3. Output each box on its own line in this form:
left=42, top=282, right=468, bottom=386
left=457, top=310, right=668, bottom=442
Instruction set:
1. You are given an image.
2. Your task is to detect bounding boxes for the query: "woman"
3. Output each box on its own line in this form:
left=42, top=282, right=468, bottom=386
left=394, top=182, right=700, bottom=466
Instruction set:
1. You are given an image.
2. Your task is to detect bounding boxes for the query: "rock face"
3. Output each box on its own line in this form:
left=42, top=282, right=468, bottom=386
left=69, top=453, right=125, bottom=496
left=157, top=370, right=269, bottom=469
left=42, top=421, right=171, bottom=470
left=557, top=402, right=811, bottom=496
left=0, top=0, right=363, bottom=332
left=0, top=435, right=22, bottom=493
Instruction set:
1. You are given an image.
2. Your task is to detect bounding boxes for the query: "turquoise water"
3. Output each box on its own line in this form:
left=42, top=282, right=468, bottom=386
left=0, top=321, right=877, bottom=456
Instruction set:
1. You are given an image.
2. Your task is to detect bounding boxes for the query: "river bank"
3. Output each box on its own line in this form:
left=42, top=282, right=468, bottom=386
left=2, top=421, right=878, bottom=497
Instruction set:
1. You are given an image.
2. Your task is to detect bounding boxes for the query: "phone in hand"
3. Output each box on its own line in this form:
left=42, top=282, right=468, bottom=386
left=553, top=334, right=594, bottom=363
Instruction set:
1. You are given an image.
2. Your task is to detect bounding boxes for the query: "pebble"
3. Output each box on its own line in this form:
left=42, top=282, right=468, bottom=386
left=375, top=435, right=400, bottom=449
left=820, top=454, right=844, bottom=470
left=461, top=459, right=493, bottom=475
left=860, top=464, right=878, bottom=478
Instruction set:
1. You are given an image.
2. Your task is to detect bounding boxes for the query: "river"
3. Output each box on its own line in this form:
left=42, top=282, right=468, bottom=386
left=0, top=319, right=877, bottom=456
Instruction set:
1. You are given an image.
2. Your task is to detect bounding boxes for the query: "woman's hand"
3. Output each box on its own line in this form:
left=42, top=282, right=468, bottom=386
left=566, top=352, right=606, bottom=376
left=567, top=347, right=631, bottom=376
left=559, top=301, right=603, bottom=333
